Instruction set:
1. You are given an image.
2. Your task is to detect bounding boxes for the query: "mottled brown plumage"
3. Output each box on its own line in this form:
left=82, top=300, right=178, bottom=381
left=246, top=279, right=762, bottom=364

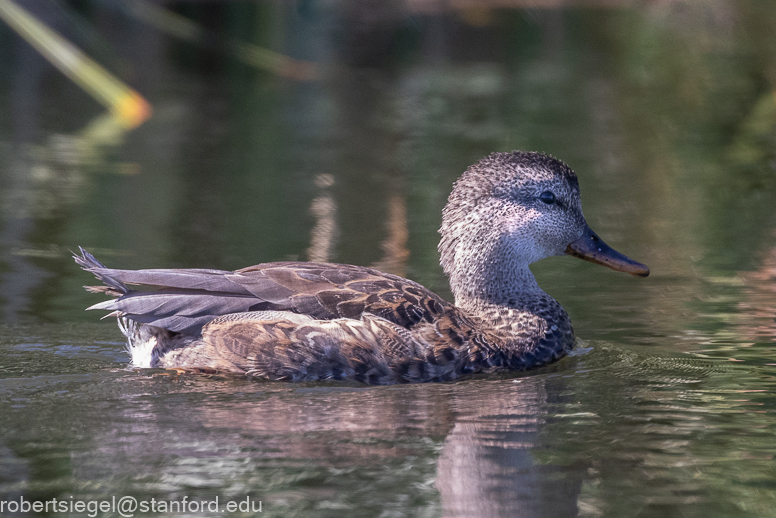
left=75, top=151, right=648, bottom=384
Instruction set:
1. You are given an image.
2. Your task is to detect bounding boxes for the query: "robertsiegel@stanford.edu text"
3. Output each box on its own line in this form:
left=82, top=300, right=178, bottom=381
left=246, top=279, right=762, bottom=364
left=0, top=495, right=262, bottom=516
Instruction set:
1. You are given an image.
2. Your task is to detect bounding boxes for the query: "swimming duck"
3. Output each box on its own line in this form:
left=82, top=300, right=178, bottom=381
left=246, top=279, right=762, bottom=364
left=75, top=151, right=648, bottom=384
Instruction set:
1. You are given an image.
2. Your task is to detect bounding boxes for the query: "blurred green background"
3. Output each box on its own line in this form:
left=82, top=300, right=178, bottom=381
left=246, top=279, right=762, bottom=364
left=0, top=0, right=773, bottom=331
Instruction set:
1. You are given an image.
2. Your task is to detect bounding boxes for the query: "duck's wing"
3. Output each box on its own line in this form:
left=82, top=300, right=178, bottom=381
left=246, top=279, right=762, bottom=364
left=233, top=262, right=450, bottom=326
left=74, top=249, right=450, bottom=334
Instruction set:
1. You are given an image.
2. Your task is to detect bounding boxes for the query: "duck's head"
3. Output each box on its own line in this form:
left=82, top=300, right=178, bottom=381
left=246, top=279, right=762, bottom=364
left=439, top=151, right=648, bottom=305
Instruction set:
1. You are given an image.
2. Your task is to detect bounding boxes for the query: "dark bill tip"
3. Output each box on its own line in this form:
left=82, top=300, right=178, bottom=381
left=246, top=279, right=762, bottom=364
left=566, top=226, right=650, bottom=277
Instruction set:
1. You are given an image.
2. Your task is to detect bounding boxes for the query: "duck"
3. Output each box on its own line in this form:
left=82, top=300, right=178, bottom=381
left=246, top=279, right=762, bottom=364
left=74, top=151, right=649, bottom=384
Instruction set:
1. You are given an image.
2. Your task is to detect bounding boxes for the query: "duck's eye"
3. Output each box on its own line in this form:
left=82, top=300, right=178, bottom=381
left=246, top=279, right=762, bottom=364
left=539, top=191, right=556, bottom=204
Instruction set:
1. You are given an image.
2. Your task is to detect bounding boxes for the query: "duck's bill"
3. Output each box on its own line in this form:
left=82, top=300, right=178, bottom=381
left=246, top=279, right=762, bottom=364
left=565, top=225, right=650, bottom=277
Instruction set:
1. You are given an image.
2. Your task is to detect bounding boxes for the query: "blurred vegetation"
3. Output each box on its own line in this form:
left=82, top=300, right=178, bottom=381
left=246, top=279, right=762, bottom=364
left=0, top=0, right=774, bottom=331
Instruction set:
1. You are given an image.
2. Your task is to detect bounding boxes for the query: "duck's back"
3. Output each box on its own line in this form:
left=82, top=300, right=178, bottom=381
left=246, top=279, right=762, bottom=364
left=78, top=250, right=448, bottom=331
left=77, top=250, right=509, bottom=382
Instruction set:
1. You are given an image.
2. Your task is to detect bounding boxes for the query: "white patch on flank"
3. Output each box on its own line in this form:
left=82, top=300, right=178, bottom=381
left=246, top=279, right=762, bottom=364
left=129, top=336, right=156, bottom=368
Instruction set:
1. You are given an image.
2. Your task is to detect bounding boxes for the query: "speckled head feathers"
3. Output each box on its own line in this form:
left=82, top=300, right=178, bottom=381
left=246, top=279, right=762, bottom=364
left=439, top=151, right=588, bottom=305
left=443, top=151, right=579, bottom=214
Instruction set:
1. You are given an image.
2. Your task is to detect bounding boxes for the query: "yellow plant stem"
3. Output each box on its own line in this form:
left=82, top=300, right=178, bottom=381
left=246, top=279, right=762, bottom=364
left=0, top=0, right=151, bottom=129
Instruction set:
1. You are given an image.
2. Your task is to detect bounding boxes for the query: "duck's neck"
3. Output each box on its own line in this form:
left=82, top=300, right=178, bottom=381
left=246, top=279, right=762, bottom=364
left=450, top=263, right=575, bottom=363
left=450, top=264, right=549, bottom=315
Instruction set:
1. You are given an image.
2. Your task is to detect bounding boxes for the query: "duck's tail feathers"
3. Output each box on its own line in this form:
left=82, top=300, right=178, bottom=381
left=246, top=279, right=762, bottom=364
left=72, top=247, right=246, bottom=295
left=73, top=247, right=270, bottom=333
left=86, top=291, right=265, bottom=333
left=73, top=247, right=129, bottom=297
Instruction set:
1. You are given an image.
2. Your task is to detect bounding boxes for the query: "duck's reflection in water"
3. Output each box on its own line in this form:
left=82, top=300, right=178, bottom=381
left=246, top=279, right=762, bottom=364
left=436, top=377, right=583, bottom=518
left=93, top=372, right=583, bottom=517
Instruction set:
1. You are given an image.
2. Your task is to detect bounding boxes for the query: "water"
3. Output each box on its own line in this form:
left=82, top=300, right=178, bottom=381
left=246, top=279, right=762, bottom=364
left=1, top=1, right=776, bottom=516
